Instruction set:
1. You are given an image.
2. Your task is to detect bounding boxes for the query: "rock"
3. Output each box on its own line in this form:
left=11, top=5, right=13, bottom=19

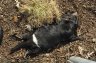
left=68, top=56, right=96, bottom=63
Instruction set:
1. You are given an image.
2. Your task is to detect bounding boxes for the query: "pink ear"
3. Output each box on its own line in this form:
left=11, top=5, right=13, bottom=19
left=72, top=12, right=78, bottom=16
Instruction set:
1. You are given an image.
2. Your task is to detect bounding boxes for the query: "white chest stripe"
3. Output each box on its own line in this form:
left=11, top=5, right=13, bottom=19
left=32, top=34, right=40, bottom=47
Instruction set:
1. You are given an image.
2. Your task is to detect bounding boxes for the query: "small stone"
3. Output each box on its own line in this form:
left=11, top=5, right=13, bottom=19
left=78, top=46, right=84, bottom=56
left=45, top=53, right=50, bottom=56
left=25, top=24, right=32, bottom=31
left=0, top=7, right=2, bottom=11
left=11, top=59, right=15, bottom=62
left=0, top=56, right=2, bottom=59
left=92, top=38, right=96, bottom=42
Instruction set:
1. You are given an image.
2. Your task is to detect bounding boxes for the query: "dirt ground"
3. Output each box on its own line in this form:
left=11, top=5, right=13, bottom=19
left=0, top=0, right=96, bottom=63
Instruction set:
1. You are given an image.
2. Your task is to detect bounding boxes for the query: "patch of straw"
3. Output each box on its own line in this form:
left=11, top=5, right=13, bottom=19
left=18, top=0, right=61, bottom=26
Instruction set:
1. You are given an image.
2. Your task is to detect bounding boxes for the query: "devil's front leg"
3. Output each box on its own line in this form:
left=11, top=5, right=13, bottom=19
left=10, top=33, right=31, bottom=41
left=25, top=47, right=41, bottom=57
left=10, top=33, right=22, bottom=41
left=20, top=33, right=32, bottom=41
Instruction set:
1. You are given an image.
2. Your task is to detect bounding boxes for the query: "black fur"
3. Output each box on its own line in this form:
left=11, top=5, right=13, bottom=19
left=10, top=11, right=80, bottom=57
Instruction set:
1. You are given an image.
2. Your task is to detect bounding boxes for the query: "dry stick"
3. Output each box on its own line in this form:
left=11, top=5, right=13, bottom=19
left=83, top=7, right=96, bottom=16
left=68, top=56, right=96, bottom=63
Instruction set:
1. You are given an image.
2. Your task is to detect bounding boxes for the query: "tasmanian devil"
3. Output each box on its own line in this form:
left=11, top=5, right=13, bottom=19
left=0, top=26, right=3, bottom=45
left=10, top=11, right=80, bottom=57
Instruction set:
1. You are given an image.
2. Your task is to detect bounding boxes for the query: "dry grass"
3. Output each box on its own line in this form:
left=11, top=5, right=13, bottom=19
left=18, top=0, right=61, bottom=26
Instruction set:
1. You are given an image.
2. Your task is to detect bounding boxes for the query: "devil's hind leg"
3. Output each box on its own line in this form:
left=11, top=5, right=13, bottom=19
left=9, top=42, right=31, bottom=54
